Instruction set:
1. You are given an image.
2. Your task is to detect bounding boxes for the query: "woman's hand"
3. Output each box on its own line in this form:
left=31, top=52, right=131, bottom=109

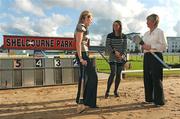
left=80, top=59, right=87, bottom=66
left=142, top=44, right=151, bottom=50
left=115, top=51, right=122, bottom=60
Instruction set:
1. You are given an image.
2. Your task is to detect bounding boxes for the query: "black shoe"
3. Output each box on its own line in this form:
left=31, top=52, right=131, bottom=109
left=143, top=101, right=153, bottom=104
left=105, top=93, right=109, bottom=99
left=154, top=104, right=164, bottom=107
left=145, top=99, right=153, bottom=102
left=145, top=100, right=153, bottom=104
left=114, top=92, right=119, bottom=97
left=154, top=102, right=165, bottom=107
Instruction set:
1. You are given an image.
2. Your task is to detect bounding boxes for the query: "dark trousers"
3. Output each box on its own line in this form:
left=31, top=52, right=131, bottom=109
left=76, top=52, right=98, bottom=108
left=106, top=62, right=123, bottom=94
left=143, top=52, right=165, bottom=105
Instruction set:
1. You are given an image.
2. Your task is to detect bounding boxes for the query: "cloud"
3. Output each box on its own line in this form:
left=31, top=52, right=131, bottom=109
left=144, top=0, right=180, bottom=36
left=1, top=0, right=180, bottom=46
left=0, top=16, right=37, bottom=35
left=42, top=0, right=180, bottom=37
left=166, top=0, right=180, bottom=36
left=43, top=0, right=75, bottom=8
left=43, top=0, right=147, bottom=44
left=90, top=34, right=104, bottom=46
left=0, top=13, right=71, bottom=37
left=90, top=19, right=112, bottom=35
left=83, top=0, right=147, bottom=44
left=61, top=32, right=74, bottom=37
left=33, top=14, right=71, bottom=36
left=174, top=21, right=180, bottom=36
left=14, top=0, right=45, bottom=16
left=1, top=0, right=148, bottom=37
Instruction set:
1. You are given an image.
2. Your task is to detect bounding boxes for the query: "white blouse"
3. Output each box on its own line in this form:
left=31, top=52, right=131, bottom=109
left=143, top=28, right=168, bottom=53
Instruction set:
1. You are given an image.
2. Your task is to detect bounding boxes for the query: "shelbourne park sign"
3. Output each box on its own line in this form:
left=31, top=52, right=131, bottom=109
left=3, top=35, right=77, bottom=50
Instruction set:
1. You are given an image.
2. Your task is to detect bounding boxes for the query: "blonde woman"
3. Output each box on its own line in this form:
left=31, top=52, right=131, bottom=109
left=74, top=10, right=98, bottom=113
left=142, top=14, right=167, bottom=106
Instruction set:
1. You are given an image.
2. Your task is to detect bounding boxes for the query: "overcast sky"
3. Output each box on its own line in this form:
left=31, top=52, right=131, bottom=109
left=0, top=0, right=180, bottom=46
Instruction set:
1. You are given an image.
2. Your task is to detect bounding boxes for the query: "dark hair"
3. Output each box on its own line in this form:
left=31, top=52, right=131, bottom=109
left=113, top=20, right=122, bottom=38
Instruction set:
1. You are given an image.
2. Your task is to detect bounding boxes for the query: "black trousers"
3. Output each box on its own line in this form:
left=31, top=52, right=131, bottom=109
left=76, top=52, right=98, bottom=108
left=106, top=62, right=123, bottom=94
left=143, top=52, right=165, bottom=105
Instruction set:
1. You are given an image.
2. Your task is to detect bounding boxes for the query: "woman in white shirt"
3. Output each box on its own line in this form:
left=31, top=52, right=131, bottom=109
left=142, top=14, right=167, bottom=106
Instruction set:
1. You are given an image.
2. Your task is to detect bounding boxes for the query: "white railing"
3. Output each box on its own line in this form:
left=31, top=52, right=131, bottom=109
left=122, top=68, right=180, bottom=73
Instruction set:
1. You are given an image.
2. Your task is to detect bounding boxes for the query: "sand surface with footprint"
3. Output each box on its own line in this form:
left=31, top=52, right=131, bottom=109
left=0, top=76, right=179, bottom=119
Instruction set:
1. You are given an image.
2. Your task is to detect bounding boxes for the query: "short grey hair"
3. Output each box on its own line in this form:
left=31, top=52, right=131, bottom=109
left=146, top=14, right=159, bottom=27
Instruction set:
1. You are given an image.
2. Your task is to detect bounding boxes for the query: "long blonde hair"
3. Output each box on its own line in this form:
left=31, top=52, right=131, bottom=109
left=77, top=10, right=93, bottom=24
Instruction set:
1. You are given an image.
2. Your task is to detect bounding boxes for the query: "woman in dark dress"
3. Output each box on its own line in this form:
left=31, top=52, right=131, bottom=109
left=74, top=10, right=98, bottom=113
left=105, top=20, right=127, bottom=98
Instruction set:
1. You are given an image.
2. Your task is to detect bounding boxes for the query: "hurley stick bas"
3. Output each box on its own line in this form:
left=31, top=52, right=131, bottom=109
left=97, top=50, right=109, bottom=63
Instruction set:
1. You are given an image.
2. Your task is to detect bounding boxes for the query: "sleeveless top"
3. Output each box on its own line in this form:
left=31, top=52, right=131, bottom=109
left=74, top=23, right=89, bottom=52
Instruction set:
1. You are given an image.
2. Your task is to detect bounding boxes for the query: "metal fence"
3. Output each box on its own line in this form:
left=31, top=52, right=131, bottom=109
left=129, top=53, right=180, bottom=63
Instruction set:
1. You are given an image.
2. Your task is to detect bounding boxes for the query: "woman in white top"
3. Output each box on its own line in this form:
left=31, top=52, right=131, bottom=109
left=142, top=14, right=167, bottom=106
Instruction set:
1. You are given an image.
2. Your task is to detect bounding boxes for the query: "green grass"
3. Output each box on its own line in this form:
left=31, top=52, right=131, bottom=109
left=96, top=58, right=110, bottom=73
left=96, top=55, right=180, bottom=77
left=124, top=70, right=180, bottom=78
left=163, top=55, right=180, bottom=64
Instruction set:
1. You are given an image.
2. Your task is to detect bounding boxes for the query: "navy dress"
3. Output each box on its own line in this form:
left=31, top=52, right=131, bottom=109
left=75, top=52, right=98, bottom=108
